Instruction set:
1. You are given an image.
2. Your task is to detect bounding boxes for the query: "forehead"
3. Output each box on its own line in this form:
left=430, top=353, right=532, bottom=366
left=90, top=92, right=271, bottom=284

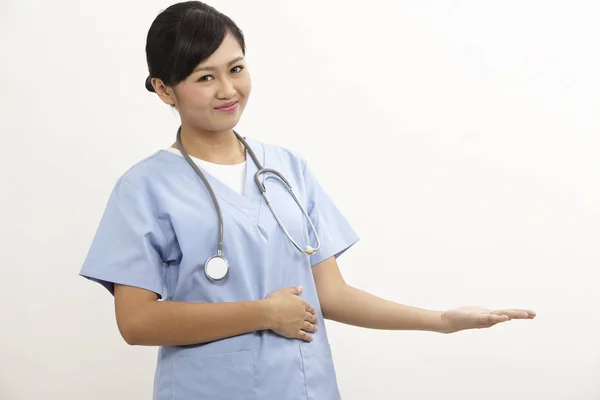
left=197, top=32, right=244, bottom=67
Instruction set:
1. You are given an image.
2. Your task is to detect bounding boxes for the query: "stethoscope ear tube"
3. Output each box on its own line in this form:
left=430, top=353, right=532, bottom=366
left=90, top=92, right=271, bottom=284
left=175, top=126, right=321, bottom=280
left=176, top=127, right=225, bottom=257
left=254, top=168, right=292, bottom=193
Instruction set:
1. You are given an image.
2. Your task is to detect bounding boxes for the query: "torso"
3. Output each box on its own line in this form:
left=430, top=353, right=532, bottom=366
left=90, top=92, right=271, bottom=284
left=123, top=139, right=342, bottom=400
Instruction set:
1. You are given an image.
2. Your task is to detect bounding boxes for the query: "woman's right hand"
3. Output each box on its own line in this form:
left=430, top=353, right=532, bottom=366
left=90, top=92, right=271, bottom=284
left=263, top=286, right=318, bottom=342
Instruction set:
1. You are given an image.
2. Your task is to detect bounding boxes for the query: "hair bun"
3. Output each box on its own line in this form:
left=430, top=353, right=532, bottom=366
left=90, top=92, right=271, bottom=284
left=145, top=76, right=155, bottom=92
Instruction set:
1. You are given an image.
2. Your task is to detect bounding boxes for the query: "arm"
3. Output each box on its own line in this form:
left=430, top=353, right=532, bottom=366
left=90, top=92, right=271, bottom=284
left=312, top=257, right=535, bottom=334
left=115, top=284, right=271, bottom=346
left=312, top=257, right=447, bottom=333
left=114, top=284, right=318, bottom=346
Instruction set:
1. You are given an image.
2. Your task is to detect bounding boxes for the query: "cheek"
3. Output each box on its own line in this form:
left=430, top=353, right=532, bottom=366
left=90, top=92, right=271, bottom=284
left=178, top=84, right=213, bottom=110
left=238, top=78, right=252, bottom=102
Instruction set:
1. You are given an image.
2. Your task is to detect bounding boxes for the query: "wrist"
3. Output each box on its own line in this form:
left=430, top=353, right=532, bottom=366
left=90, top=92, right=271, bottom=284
left=255, top=299, right=274, bottom=331
left=436, top=310, right=454, bottom=334
left=419, top=309, right=451, bottom=334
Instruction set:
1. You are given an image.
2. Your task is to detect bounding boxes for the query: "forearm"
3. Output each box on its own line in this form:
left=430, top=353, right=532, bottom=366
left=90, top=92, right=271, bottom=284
left=321, top=284, right=448, bottom=333
left=125, top=300, right=270, bottom=346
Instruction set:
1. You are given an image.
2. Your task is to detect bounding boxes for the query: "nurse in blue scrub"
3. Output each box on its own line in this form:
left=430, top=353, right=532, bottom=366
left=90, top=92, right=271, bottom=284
left=80, top=2, right=536, bottom=399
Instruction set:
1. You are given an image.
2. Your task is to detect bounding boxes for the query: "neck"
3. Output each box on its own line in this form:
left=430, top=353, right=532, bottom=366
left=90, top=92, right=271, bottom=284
left=172, top=123, right=246, bottom=165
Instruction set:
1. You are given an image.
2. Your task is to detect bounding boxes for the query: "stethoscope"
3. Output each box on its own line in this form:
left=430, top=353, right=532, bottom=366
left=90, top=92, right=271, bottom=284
left=175, top=126, right=321, bottom=281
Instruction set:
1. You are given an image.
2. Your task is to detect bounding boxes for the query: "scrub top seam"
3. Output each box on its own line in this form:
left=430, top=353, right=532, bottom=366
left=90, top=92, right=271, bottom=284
left=300, top=344, right=309, bottom=400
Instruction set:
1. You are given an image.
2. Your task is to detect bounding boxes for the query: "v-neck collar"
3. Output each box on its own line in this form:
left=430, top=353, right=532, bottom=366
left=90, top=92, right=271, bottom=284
left=161, top=137, right=265, bottom=221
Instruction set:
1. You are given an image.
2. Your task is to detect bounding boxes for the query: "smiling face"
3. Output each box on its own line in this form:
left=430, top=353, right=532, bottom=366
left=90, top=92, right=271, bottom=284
left=154, top=31, right=251, bottom=134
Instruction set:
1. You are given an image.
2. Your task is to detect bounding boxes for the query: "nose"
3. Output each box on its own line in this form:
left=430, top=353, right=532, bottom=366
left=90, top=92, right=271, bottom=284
left=217, top=78, right=237, bottom=100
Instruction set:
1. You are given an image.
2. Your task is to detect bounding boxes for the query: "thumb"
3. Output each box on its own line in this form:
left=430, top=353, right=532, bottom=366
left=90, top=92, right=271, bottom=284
left=290, top=285, right=304, bottom=295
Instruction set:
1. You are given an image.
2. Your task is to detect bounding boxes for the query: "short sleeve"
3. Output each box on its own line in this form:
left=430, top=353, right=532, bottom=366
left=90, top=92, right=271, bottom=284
left=303, top=161, right=359, bottom=266
left=79, top=178, right=167, bottom=299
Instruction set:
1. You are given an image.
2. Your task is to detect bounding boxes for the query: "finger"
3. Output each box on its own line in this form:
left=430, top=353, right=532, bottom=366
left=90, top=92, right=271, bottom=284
left=305, top=304, right=316, bottom=315
left=302, top=323, right=317, bottom=333
left=298, top=330, right=313, bottom=342
left=305, top=312, right=318, bottom=325
left=291, top=286, right=304, bottom=295
left=477, top=313, right=509, bottom=326
left=492, top=309, right=536, bottom=320
left=303, top=321, right=318, bottom=333
left=510, top=309, right=536, bottom=318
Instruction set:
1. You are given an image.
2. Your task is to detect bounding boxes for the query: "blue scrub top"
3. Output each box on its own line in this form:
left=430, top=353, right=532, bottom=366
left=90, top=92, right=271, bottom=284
left=80, top=138, right=359, bottom=400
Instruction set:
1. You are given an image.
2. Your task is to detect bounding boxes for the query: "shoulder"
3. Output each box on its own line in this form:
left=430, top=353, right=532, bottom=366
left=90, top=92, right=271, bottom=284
left=114, top=150, right=179, bottom=194
left=248, top=137, right=309, bottom=172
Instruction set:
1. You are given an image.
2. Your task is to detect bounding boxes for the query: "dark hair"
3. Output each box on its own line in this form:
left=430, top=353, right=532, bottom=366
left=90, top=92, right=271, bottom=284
left=144, top=1, right=245, bottom=93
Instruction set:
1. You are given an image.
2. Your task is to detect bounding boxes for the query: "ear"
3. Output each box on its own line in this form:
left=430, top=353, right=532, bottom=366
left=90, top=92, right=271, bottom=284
left=152, top=78, right=177, bottom=106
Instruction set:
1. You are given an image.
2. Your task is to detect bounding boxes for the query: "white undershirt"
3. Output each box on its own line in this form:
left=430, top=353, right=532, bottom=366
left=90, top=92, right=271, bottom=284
left=165, top=147, right=247, bottom=194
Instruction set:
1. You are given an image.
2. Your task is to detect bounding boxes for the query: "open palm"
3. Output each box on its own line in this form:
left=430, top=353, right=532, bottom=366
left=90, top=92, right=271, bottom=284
left=441, top=306, right=536, bottom=333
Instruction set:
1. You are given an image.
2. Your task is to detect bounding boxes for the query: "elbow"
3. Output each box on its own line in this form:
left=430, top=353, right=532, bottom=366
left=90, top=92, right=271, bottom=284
left=116, top=312, right=145, bottom=346
left=114, top=284, right=157, bottom=346
left=118, top=319, right=140, bottom=346
left=319, top=296, right=335, bottom=319
left=321, top=299, right=341, bottom=320
left=319, top=283, right=348, bottom=320
left=122, top=328, right=140, bottom=346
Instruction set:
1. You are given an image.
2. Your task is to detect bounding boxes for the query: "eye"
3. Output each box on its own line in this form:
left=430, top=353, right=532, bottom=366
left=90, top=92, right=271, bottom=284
left=231, top=65, right=244, bottom=73
left=198, top=75, right=214, bottom=82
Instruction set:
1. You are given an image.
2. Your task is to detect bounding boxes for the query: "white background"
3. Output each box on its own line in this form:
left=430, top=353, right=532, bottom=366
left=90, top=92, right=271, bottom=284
left=2, top=0, right=599, bottom=399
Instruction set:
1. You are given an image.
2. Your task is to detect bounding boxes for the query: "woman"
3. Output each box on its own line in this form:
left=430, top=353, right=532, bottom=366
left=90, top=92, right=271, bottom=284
left=80, top=2, right=536, bottom=399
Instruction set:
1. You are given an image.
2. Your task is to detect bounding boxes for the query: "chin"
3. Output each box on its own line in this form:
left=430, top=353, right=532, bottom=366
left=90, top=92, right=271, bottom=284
left=211, top=120, right=241, bottom=133
left=214, top=114, right=244, bottom=132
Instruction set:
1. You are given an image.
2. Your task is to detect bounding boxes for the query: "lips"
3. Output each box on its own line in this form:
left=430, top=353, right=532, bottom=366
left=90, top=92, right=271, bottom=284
left=215, top=100, right=238, bottom=110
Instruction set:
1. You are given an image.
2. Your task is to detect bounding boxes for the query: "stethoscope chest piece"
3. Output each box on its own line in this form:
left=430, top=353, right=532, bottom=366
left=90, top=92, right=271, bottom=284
left=204, top=255, right=230, bottom=281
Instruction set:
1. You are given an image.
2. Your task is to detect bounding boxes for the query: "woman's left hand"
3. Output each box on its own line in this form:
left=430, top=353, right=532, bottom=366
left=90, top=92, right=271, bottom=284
left=440, top=306, right=536, bottom=333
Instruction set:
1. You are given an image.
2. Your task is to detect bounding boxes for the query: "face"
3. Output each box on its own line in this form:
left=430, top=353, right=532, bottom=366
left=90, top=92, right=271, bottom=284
left=154, top=32, right=251, bottom=133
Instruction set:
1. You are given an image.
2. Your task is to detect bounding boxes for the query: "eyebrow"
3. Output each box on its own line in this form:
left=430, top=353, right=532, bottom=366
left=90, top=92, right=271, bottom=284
left=193, top=56, right=245, bottom=72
